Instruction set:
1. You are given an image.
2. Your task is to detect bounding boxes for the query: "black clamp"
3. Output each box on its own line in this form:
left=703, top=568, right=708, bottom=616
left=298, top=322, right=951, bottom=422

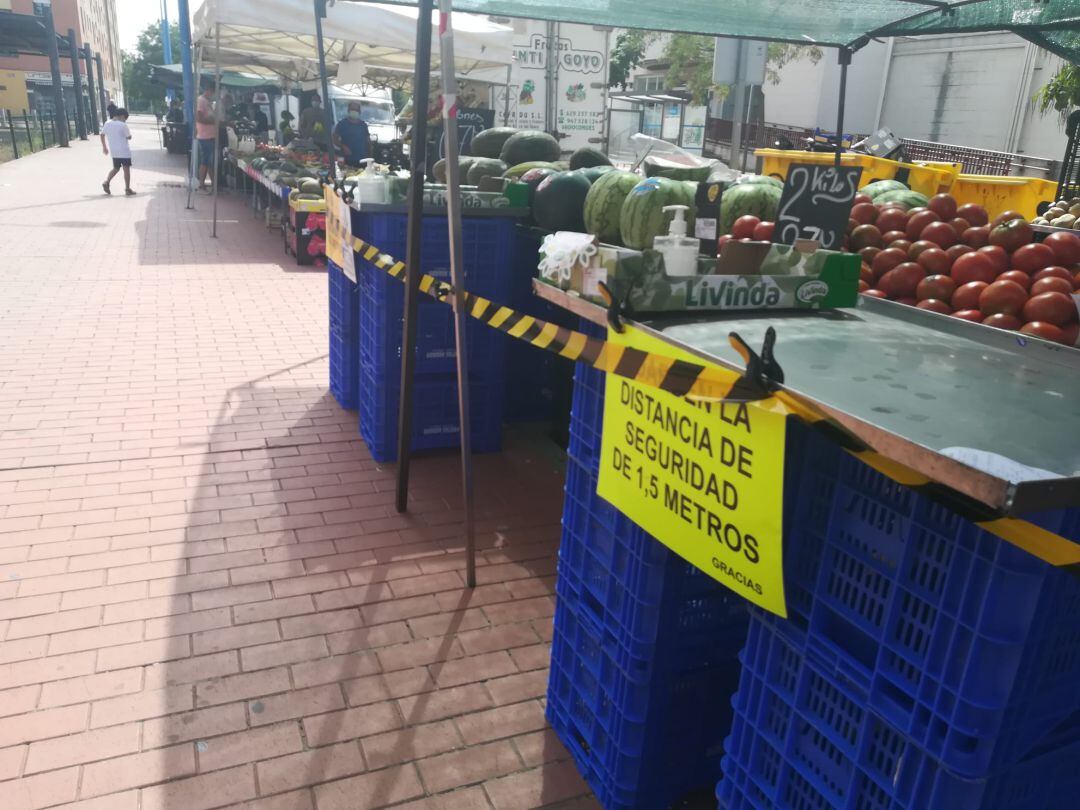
left=727, top=327, right=784, bottom=401
left=597, top=281, right=629, bottom=334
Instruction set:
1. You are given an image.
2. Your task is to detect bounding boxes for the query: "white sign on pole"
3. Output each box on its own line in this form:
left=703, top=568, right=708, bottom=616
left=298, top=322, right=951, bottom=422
left=712, top=39, right=767, bottom=86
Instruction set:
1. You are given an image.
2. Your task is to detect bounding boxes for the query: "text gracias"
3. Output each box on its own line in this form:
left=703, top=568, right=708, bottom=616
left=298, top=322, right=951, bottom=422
left=609, top=381, right=764, bottom=596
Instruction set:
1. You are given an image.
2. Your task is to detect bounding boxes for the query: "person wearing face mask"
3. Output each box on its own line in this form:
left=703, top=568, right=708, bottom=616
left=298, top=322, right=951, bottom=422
left=332, top=101, right=371, bottom=168
left=298, top=94, right=328, bottom=147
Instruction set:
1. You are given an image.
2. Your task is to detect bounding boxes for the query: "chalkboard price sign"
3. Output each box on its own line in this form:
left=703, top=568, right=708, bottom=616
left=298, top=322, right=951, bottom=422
left=425, top=107, right=496, bottom=177
left=773, top=163, right=863, bottom=249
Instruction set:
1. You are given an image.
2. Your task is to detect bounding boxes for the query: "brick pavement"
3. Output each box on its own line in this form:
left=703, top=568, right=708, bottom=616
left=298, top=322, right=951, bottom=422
left=0, top=118, right=593, bottom=810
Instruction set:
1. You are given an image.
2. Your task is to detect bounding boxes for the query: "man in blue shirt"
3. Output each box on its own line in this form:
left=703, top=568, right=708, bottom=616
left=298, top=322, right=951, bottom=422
left=332, top=101, right=371, bottom=167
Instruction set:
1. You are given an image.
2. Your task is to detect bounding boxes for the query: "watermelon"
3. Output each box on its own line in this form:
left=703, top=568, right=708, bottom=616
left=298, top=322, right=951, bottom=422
left=736, top=174, right=784, bottom=189
left=576, top=166, right=616, bottom=184
left=569, top=147, right=612, bottom=170
left=533, top=171, right=592, bottom=232
left=433, top=157, right=475, bottom=184
left=873, top=189, right=930, bottom=209
left=643, top=156, right=711, bottom=182
left=502, top=161, right=561, bottom=180
left=719, top=182, right=782, bottom=235
left=584, top=170, right=640, bottom=244
left=500, top=131, right=561, bottom=167
left=470, top=127, right=518, bottom=159
left=466, top=158, right=507, bottom=185
left=299, top=178, right=322, bottom=195
left=861, top=179, right=908, bottom=200
left=620, top=177, right=697, bottom=250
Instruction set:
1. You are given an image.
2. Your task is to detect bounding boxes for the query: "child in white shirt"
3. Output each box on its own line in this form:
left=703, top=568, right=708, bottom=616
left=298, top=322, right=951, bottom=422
left=101, top=108, right=134, bottom=196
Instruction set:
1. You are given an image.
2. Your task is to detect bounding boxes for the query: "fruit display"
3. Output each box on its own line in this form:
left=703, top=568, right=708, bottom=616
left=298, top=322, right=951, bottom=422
left=1032, top=196, right=1080, bottom=229
left=499, top=130, right=562, bottom=166
left=583, top=170, right=640, bottom=244
left=718, top=177, right=782, bottom=236
left=855, top=191, right=1080, bottom=345
left=619, top=177, right=697, bottom=250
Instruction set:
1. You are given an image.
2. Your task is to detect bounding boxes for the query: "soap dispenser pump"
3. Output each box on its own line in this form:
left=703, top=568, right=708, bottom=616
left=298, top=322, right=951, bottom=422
left=653, top=205, right=699, bottom=277
left=354, top=158, right=388, bottom=204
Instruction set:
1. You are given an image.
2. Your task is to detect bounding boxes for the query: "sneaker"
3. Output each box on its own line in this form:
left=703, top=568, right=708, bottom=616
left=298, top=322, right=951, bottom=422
left=102, top=182, right=111, bottom=195
left=125, top=188, right=136, bottom=196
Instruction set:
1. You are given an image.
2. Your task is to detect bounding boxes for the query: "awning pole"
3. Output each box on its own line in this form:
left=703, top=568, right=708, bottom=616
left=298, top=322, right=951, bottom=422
left=211, top=24, right=222, bottom=237
left=835, top=47, right=851, bottom=167
left=42, top=4, right=68, bottom=148
left=395, top=0, right=435, bottom=513
left=313, top=0, right=339, bottom=181
left=729, top=39, right=745, bottom=170
left=436, top=0, right=476, bottom=587
left=186, top=43, right=205, bottom=211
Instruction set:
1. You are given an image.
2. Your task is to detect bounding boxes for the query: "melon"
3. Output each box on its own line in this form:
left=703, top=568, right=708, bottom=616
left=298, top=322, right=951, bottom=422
left=584, top=170, right=640, bottom=244
left=861, top=179, right=908, bottom=200
left=872, top=189, right=929, bottom=209
left=466, top=158, right=507, bottom=185
left=533, top=171, right=592, bottom=232
left=500, top=131, right=561, bottom=167
left=569, top=147, right=612, bottom=170
left=299, top=178, right=322, bottom=195
left=719, top=182, right=782, bottom=235
left=736, top=174, right=784, bottom=189
left=620, top=177, right=698, bottom=250
left=502, top=161, right=561, bottom=180
left=575, top=166, right=616, bottom=184
left=643, top=158, right=712, bottom=183
left=470, top=127, right=518, bottom=159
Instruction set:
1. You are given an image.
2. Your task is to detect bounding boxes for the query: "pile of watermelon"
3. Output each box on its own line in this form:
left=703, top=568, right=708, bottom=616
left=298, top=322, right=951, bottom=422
left=855, top=190, right=1080, bottom=345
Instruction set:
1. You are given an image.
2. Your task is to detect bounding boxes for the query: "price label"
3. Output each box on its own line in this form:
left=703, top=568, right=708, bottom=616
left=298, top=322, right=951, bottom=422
left=774, top=163, right=862, bottom=250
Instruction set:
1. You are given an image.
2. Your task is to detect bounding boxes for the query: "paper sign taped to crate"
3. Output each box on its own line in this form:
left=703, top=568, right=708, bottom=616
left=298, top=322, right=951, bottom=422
left=325, top=188, right=356, bottom=282
left=597, top=327, right=788, bottom=617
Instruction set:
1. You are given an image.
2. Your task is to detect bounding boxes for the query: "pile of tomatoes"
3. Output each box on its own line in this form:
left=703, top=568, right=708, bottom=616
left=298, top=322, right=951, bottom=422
left=853, top=193, right=1080, bottom=345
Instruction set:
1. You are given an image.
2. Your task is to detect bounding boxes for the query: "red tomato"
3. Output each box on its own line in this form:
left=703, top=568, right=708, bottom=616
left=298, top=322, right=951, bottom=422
left=978, top=280, right=1028, bottom=316
left=876, top=209, right=909, bottom=234
left=1062, top=322, right=1080, bottom=346
left=880, top=263, right=925, bottom=299
left=732, top=215, right=760, bottom=239
left=854, top=193, right=873, bottom=206
left=949, top=217, right=971, bottom=236
left=859, top=247, right=881, bottom=266
left=917, top=248, right=952, bottom=275
left=896, top=297, right=919, bottom=307
left=752, top=221, right=775, bottom=241
left=908, top=240, right=938, bottom=261
left=1031, top=266, right=1075, bottom=284
left=917, top=274, right=957, bottom=302
left=888, top=238, right=913, bottom=253
left=906, top=210, right=941, bottom=240
left=977, top=245, right=1009, bottom=273
left=1011, top=243, right=1056, bottom=273
left=1020, top=321, right=1067, bottom=343
left=846, top=218, right=858, bottom=236
left=951, top=252, right=997, bottom=285
left=850, top=224, right=883, bottom=251
left=946, top=244, right=974, bottom=263
left=861, top=288, right=888, bottom=299
left=997, top=270, right=1032, bottom=291
left=859, top=263, right=874, bottom=286
left=858, top=279, right=870, bottom=293
left=962, top=225, right=991, bottom=248
left=927, top=194, right=958, bottom=220
left=1031, top=276, right=1075, bottom=297
left=983, top=313, right=1022, bottom=331
left=952, top=281, right=989, bottom=311
left=956, top=203, right=989, bottom=227
left=989, top=218, right=1034, bottom=253
left=920, top=221, right=959, bottom=249
left=992, top=209, right=1025, bottom=228
left=1043, top=231, right=1080, bottom=266
left=1075, top=270, right=1080, bottom=290
left=851, top=203, right=878, bottom=224
left=952, top=309, right=984, bottom=322
left=871, top=247, right=909, bottom=281
left=717, top=234, right=734, bottom=251
left=1022, top=292, right=1077, bottom=326
left=917, top=298, right=952, bottom=315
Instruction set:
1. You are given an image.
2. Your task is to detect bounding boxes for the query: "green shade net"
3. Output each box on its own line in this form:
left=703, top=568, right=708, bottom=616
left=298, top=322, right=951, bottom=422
left=151, top=63, right=275, bottom=89
left=356, top=0, right=1080, bottom=58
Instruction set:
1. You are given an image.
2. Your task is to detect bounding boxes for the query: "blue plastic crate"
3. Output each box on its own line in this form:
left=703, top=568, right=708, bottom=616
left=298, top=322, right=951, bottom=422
left=716, top=616, right=1080, bottom=810
left=756, top=444, right=1080, bottom=777
left=356, top=364, right=503, bottom=463
left=328, top=262, right=359, bottom=409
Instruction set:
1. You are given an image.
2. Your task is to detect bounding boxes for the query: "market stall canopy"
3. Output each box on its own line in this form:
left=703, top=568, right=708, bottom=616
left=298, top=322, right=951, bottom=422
left=191, top=0, right=513, bottom=80
left=151, top=63, right=277, bottom=89
left=352, top=0, right=1080, bottom=58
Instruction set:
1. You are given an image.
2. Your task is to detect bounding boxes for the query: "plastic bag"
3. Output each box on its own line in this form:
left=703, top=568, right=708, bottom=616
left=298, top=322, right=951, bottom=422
left=629, top=133, right=737, bottom=184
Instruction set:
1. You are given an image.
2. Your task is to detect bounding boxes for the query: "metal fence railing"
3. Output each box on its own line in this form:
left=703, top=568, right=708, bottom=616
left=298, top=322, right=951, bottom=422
left=0, top=109, right=74, bottom=163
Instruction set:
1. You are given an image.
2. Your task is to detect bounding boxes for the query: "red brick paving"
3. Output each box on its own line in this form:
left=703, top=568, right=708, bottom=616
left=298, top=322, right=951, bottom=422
left=0, top=119, right=593, bottom=809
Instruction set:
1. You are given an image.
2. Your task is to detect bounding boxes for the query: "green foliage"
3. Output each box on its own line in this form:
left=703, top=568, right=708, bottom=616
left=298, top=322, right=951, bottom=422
left=765, top=43, right=823, bottom=85
left=609, top=30, right=656, bottom=90
left=121, top=22, right=182, bottom=113
left=1035, top=63, right=1080, bottom=123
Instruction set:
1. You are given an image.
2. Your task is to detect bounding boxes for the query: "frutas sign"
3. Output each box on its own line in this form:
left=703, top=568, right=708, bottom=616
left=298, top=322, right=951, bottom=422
left=515, top=34, right=604, bottom=74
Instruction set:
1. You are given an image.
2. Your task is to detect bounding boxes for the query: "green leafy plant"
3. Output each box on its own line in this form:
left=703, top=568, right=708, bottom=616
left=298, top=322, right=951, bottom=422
left=765, top=43, right=823, bottom=85
left=1035, top=64, right=1080, bottom=123
left=608, top=30, right=656, bottom=90
left=121, top=22, right=182, bottom=113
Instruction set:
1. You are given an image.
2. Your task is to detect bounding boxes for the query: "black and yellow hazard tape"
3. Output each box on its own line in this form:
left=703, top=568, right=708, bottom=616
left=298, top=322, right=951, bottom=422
left=349, top=235, right=1080, bottom=575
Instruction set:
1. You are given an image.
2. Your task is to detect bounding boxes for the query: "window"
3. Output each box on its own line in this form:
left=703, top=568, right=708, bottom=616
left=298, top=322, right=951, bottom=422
left=33, top=2, right=48, bottom=17
left=633, top=75, right=665, bottom=93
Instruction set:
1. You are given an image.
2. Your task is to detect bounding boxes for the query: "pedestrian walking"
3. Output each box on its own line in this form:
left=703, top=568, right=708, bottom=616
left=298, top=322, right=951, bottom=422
left=101, top=107, right=135, bottom=196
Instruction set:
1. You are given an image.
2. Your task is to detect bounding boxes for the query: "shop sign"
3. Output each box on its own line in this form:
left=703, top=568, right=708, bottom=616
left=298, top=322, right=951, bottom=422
left=597, top=326, right=788, bottom=617
left=774, top=163, right=863, bottom=250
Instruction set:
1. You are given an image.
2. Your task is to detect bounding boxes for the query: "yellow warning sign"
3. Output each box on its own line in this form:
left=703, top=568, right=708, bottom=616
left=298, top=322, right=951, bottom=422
left=597, top=326, right=789, bottom=617
left=324, top=187, right=356, bottom=282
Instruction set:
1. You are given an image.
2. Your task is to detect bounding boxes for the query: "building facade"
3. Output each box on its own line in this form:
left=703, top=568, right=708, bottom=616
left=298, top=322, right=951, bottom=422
left=0, top=0, right=123, bottom=115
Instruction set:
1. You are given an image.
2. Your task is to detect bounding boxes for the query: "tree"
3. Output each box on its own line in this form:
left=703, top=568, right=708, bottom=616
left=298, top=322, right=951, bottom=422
left=608, top=30, right=656, bottom=90
left=121, top=22, right=182, bottom=113
left=1035, top=64, right=1080, bottom=124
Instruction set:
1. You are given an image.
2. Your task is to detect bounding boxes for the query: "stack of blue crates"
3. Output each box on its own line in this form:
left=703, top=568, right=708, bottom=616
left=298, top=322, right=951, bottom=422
left=717, top=429, right=1080, bottom=809
left=546, top=332, right=752, bottom=810
left=353, top=212, right=517, bottom=462
left=328, top=260, right=359, bottom=409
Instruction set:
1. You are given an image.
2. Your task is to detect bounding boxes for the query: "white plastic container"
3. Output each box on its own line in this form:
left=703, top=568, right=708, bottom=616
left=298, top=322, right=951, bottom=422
left=653, top=205, right=699, bottom=277
left=353, top=158, right=388, bottom=204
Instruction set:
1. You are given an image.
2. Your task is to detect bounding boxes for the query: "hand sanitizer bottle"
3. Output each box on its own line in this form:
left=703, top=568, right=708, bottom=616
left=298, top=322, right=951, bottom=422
left=652, top=205, right=699, bottom=277
left=353, top=158, right=388, bottom=204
